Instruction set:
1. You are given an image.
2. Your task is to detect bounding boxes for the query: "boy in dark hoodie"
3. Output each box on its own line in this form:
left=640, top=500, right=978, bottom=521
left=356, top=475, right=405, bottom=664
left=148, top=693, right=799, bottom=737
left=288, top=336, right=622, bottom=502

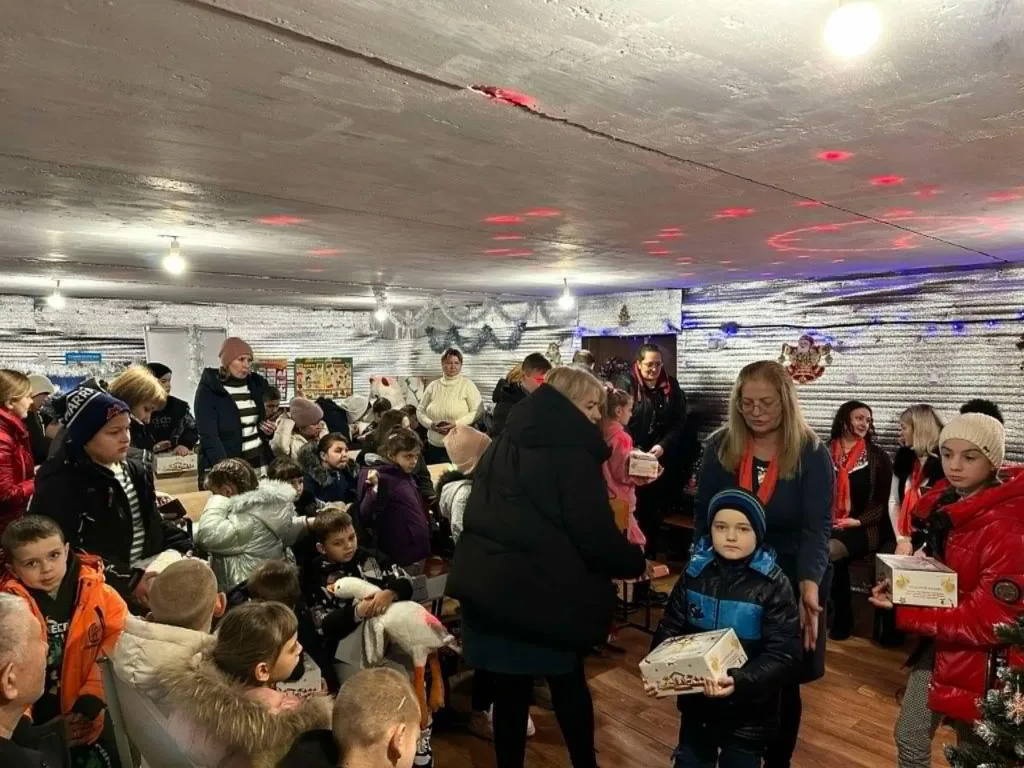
left=299, top=433, right=358, bottom=506
left=651, top=489, right=801, bottom=768
left=301, top=507, right=413, bottom=693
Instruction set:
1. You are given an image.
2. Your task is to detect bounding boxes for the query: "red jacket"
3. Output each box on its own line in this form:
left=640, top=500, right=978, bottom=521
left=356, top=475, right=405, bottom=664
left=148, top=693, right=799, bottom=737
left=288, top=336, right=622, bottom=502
left=0, top=407, right=34, bottom=532
left=897, top=468, right=1024, bottom=722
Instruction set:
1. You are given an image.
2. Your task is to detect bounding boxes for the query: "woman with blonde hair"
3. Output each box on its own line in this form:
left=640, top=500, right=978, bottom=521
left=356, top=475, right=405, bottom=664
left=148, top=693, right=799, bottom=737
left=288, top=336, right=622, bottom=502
left=108, top=364, right=168, bottom=452
left=0, top=370, right=35, bottom=536
left=448, top=365, right=646, bottom=768
left=694, top=360, right=832, bottom=768
left=890, top=404, right=946, bottom=556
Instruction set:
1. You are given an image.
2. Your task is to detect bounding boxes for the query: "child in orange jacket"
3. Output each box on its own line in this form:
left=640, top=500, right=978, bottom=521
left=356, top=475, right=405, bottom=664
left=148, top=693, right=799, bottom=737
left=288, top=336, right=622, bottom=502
left=1, top=515, right=128, bottom=767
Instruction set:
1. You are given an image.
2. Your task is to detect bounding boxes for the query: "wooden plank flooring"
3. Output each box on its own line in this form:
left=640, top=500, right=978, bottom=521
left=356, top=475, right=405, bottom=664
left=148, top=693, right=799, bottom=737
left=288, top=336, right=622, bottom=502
left=435, top=606, right=954, bottom=767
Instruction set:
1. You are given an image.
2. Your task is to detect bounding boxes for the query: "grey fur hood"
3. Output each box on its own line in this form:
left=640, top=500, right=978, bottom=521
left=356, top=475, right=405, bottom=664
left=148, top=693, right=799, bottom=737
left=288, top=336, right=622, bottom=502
left=159, top=644, right=332, bottom=768
left=297, top=441, right=355, bottom=487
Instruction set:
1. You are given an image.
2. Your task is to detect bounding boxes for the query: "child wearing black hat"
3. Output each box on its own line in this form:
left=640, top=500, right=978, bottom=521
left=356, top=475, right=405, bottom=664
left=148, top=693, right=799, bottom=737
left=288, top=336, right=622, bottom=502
left=650, top=488, right=801, bottom=768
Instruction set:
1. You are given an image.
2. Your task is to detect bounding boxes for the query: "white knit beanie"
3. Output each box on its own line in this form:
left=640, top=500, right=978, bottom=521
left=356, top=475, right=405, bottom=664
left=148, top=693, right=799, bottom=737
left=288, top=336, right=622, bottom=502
left=940, top=413, right=1005, bottom=470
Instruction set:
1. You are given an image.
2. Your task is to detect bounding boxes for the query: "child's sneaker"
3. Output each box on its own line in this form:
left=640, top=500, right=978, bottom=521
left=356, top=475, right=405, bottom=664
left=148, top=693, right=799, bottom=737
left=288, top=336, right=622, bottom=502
left=467, top=708, right=536, bottom=740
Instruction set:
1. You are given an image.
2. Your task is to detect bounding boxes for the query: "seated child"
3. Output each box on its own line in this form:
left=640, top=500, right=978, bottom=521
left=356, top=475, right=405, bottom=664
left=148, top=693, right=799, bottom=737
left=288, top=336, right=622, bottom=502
left=0, top=515, right=128, bottom=766
left=110, top=558, right=226, bottom=702
left=299, top=433, right=358, bottom=506
left=651, top=489, right=801, bottom=768
left=436, top=424, right=491, bottom=543
left=195, top=457, right=310, bottom=591
left=160, top=601, right=331, bottom=768
left=332, top=667, right=422, bottom=768
left=269, top=457, right=325, bottom=519
left=357, top=428, right=431, bottom=572
left=272, top=397, right=327, bottom=461
left=263, top=386, right=282, bottom=423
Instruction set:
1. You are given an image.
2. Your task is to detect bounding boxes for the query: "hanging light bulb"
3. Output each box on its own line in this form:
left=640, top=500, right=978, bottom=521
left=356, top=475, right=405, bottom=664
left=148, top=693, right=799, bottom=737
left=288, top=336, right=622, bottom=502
left=46, top=281, right=66, bottom=309
left=824, top=2, right=881, bottom=58
left=557, top=279, right=575, bottom=311
left=162, top=237, right=187, bottom=275
left=374, top=306, right=389, bottom=322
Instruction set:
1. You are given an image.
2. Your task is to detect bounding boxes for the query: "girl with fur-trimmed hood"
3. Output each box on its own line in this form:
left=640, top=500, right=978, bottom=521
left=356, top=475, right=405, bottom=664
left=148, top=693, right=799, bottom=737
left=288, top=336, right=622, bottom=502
left=195, top=458, right=311, bottom=591
left=160, top=602, right=332, bottom=768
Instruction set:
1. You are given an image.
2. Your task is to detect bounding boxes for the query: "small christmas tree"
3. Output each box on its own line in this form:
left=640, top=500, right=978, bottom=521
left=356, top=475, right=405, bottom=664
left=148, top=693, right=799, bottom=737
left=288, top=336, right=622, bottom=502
left=618, top=304, right=632, bottom=326
left=945, top=614, right=1024, bottom=767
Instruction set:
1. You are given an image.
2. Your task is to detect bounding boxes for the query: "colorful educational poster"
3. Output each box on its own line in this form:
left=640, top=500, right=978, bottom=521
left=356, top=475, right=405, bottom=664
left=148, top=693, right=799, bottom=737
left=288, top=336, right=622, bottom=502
left=253, top=358, right=290, bottom=398
left=294, top=357, right=354, bottom=399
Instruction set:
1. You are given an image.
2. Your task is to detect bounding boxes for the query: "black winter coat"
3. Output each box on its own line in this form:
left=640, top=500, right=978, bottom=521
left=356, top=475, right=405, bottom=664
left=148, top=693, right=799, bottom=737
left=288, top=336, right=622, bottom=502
left=149, top=395, right=198, bottom=449
left=316, top=397, right=351, bottom=442
left=447, top=384, right=646, bottom=651
left=29, top=447, right=193, bottom=602
left=652, top=542, right=801, bottom=749
left=193, top=368, right=273, bottom=484
left=627, top=375, right=687, bottom=457
left=489, top=379, right=526, bottom=439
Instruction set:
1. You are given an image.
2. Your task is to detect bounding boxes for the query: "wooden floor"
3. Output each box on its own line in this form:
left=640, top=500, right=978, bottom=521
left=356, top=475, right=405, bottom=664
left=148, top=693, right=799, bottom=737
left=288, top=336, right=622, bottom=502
left=434, top=600, right=954, bottom=767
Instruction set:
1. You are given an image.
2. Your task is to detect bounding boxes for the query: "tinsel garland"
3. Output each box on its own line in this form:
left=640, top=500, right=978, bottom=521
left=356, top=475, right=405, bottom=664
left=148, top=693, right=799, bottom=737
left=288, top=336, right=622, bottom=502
left=423, top=322, right=527, bottom=354
left=184, top=325, right=205, bottom=388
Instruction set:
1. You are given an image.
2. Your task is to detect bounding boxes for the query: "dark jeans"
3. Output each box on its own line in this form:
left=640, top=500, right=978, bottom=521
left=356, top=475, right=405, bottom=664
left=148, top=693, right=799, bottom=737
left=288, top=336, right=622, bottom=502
left=674, top=721, right=762, bottom=768
left=763, top=683, right=801, bottom=768
left=491, top=662, right=596, bottom=768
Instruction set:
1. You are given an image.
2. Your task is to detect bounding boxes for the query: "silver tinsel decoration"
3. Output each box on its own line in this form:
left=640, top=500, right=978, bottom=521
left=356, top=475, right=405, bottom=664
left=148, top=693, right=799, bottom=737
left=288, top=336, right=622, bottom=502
left=185, top=325, right=205, bottom=388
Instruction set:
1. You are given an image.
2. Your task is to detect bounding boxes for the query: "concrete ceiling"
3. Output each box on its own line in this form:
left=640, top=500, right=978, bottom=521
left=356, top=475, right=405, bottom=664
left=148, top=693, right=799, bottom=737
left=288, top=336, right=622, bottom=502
left=3, top=0, right=1024, bottom=308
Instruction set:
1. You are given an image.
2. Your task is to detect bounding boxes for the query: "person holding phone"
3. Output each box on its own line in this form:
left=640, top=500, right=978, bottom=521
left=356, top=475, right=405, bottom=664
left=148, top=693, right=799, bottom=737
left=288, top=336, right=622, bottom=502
left=416, top=348, right=483, bottom=465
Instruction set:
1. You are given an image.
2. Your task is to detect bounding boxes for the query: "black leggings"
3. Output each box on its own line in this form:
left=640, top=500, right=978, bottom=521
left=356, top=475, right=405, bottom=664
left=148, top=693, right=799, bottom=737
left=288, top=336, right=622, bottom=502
left=764, top=682, right=802, bottom=768
left=491, top=661, right=596, bottom=768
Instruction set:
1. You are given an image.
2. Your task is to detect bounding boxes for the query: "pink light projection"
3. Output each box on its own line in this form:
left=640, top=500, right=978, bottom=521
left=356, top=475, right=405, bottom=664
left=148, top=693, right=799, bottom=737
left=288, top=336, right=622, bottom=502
left=987, top=191, right=1022, bottom=202
left=258, top=214, right=307, bottom=226
left=715, top=208, right=756, bottom=219
left=524, top=208, right=561, bottom=218
left=484, top=215, right=524, bottom=224
left=882, top=209, right=915, bottom=218
left=492, top=234, right=524, bottom=241
left=817, top=150, right=854, bottom=162
left=870, top=175, right=905, bottom=187
left=796, top=200, right=826, bottom=208
left=914, top=185, right=942, bottom=198
left=308, top=248, right=342, bottom=256
left=766, top=215, right=1009, bottom=254
left=647, top=248, right=671, bottom=256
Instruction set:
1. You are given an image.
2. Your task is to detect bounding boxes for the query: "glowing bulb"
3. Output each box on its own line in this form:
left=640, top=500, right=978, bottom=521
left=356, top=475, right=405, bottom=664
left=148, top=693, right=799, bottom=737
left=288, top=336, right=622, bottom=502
left=824, top=2, right=881, bottom=58
left=557, top=279, right=575, bottom=311
left=374, top=307, right=389, bottom=322
left=162, top=238, right=187, bottom=275
left=46, top=283, right=66, bottom=309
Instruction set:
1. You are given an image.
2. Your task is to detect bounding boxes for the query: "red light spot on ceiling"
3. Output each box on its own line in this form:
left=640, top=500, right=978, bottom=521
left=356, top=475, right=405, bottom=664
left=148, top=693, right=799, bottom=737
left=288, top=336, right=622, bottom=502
left=303, top=268, right=325, bottom=273
left=715, top=207, right=756, bottom=219
left=817, top=150, right=853, bottom=162
left=766, top=215, right=1008, bottom=254
left=915, top=185, right=942, bottom=198
left=258, top=214, right=307, bottom=226
left=492, top=234, right=524, bottom=241
left=471, top=86, right=539, bottom=112
left=891, top=235, right=918, bottom=250
left=870, top=175, right=905, bottom=187
left=643, top=240, right=661, bottom=245
left=813, top=224, right=841, bottom=232
left=647, top=248, right=671, bottom=256
left=485, top=248, right=514, bottom=255
left=659, top=227, right=683, bottom=234
left=719, top=260, right=733, bottom=264
left=484, top=215, right=524, bottom=225
left=308, top=248, right=343, bottom=257
left=987, top=191, right=1022, bottom=202
left=659, top=232, right=684, bottom=239
left=796, top=200, right=826, bottom=208
left=882, top=209, right=915, bottom=218
left=524, top=207, right=561, bottom=218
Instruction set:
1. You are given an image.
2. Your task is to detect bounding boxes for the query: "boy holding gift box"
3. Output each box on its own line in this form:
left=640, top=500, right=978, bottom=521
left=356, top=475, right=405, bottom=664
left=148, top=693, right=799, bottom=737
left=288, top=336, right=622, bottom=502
left=650, top=488, right=801, bottom=768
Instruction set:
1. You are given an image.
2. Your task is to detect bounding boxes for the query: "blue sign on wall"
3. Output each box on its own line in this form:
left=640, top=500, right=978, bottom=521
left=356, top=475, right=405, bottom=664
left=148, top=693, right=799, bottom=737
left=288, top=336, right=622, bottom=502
left=64, top=351, right=103, bottom=365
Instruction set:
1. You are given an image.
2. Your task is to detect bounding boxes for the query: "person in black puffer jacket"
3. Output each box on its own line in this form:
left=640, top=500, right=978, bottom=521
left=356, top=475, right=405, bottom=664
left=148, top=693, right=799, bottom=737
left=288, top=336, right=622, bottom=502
left=488, top=353, right=552, bottom=439
left=447, top=365, right=646, bottom=768
left=651, top=488, right=801, bottom=767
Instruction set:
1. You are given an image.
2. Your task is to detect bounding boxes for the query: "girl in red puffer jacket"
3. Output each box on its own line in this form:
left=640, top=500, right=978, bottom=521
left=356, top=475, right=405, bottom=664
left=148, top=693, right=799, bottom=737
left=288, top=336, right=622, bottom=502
left=0, top=370, right=35, bottom=541
left=871, top=413, right=1024, bottom=768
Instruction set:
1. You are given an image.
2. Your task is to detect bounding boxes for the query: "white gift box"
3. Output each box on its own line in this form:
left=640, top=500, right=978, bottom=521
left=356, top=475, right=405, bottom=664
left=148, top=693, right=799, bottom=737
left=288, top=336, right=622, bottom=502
left=876, top=554, right=958, bottom=608
left=628, top=451, right=660, bottom=479
left=154, top=452, right=198, bottom=476
left=639, top=628, right=748, bottom=697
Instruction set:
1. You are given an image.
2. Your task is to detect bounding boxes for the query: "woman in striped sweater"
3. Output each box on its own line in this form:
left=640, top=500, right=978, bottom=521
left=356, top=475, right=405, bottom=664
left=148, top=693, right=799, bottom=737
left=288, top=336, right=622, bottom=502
left=195, top=337, right=276, bottom=487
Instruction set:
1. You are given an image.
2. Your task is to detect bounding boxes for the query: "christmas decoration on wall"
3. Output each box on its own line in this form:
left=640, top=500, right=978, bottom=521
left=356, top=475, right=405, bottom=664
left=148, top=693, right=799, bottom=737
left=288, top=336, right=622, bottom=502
left=545, top=341, right=563, bottom=366
left=596, top=356, right=631, bottom=389
left=184, top=325, right=205, bottom=389
left=618, top=304, right=632, bottom=327
left=778, top=334, right=833, bottom=384
left=423, top=322, right=527, bottom=354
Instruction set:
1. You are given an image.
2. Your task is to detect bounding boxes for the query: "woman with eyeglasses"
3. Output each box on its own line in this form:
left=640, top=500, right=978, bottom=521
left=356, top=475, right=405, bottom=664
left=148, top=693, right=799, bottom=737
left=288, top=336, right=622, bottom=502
left=826, top=401, right=893, bottom=641
left=693, top=360, right=832, bottom=768
left=626, top=343, right=687, bottom=568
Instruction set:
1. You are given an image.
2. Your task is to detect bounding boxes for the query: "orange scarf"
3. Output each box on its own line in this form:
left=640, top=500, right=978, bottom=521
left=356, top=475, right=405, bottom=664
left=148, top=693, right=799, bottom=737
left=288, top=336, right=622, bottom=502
left=738, top=440, right=779, bottom=505
left=831, top=439, right=866, bottom=521
left=897, top=456, right=926, bottom=537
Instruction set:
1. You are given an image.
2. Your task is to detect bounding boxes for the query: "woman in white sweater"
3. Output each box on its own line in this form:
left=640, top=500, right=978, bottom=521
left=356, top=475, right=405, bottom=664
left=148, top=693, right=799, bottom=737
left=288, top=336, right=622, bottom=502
left=416, top=348, right=484, bottom=464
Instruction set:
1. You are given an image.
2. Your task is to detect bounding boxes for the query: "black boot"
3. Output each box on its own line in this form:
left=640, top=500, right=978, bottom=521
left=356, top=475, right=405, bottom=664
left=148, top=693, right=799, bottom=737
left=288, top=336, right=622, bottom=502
left=828, top=559, right=854, bottom=641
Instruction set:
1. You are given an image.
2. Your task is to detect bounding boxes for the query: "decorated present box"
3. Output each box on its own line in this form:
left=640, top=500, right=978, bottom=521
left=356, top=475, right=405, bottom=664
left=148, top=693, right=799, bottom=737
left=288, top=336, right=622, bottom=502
left=876, top=554, right=958, bottom=608
left=628, top=451, right=660, bottom=479
left=639, top=628, right=748, bottom=697
left=154, top=452, right=198, bottom=476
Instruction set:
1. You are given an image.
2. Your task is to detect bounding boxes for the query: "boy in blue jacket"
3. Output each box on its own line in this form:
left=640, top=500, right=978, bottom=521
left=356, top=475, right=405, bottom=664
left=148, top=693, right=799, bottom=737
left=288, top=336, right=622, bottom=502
left=650, top=488, right=801, bottom=768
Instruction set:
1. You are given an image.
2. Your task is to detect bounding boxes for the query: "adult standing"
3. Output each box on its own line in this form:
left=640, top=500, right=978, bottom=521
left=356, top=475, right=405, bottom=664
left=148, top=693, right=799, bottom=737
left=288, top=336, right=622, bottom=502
left=194, top=337, right=275, bottom=487
left=24, top=376, right=55, bottom=465
left=694, top=360, right=833, bottom=768
left=890, top=405, right=946, bottom=556
left=144, top=363, right=198, bottom=456
left=827, top=401, right=893, bottom=641
left=0, top=594, right=48, bottom=768
left=0, top=371, right=35, bottom=539
left=107, top=365, right=168, bottom=454
left=627, top=343, right=687, bottom=562
left=416, top=348, right=483, bottom=465
left=447, top=366, right=647, bottom=768
left=490, top=353, right=552, bottom=439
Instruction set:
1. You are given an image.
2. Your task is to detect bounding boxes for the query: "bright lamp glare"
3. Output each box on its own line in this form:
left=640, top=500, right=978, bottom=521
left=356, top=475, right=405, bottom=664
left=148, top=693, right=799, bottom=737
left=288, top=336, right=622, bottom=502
left=824, top=3, right=881, bottom=57
left=162, top=253, right=187, bottom=275
left=46, top=290, right=66, bottom=309
left=557, top=281, right=575, bottom=311
left=374, top=307, right=389, bottom=322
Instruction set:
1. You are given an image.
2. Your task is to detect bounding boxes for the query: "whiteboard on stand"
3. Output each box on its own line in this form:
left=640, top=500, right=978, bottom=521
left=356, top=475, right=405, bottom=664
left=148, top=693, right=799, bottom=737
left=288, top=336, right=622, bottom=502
left=144, top=327, right=227, bottom=409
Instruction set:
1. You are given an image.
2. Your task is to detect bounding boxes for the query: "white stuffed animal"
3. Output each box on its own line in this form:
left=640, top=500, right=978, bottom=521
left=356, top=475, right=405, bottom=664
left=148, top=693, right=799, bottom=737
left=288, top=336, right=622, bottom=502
left=331, top=576, right=456, bottom=726
left=368, top=376, right=406, bottom=408
left=399, top=376, right=427, bottom=409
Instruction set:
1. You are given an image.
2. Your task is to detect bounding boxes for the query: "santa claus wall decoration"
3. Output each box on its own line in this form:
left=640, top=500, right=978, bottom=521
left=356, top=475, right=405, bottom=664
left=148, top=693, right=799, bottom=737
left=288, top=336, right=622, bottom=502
left=778, top=335, right=833, bottom=384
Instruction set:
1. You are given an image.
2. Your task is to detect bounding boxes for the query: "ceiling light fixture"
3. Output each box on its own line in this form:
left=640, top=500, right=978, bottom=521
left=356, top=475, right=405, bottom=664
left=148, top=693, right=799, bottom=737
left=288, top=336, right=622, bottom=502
left=46, top=281, right=66, bottom=310
left=373, top=286, right=390, bottom=322
left=557, top=279, right=575, bottom=311
left=824, top=2, right=881, bottom=58
left=162, top=237, right=187, bottom=275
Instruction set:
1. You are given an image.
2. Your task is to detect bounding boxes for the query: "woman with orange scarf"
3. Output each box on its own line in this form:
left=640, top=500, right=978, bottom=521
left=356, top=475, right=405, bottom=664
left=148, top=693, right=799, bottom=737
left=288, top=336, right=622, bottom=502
left=827, top=401, right=893, bottom=641
left=889, top=405, right=946, bottom=556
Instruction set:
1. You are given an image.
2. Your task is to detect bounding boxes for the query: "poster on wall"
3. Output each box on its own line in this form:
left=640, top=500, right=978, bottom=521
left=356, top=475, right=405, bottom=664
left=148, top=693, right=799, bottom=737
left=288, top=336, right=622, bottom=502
left=294, top=357, right=354, bottom=399
left=253, top=358, right=290, bottom=398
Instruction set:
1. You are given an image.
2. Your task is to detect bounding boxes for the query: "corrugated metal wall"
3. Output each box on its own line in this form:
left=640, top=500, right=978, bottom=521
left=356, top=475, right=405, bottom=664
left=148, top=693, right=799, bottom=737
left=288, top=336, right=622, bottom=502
left=676, top=267, right=1024, bottom=460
